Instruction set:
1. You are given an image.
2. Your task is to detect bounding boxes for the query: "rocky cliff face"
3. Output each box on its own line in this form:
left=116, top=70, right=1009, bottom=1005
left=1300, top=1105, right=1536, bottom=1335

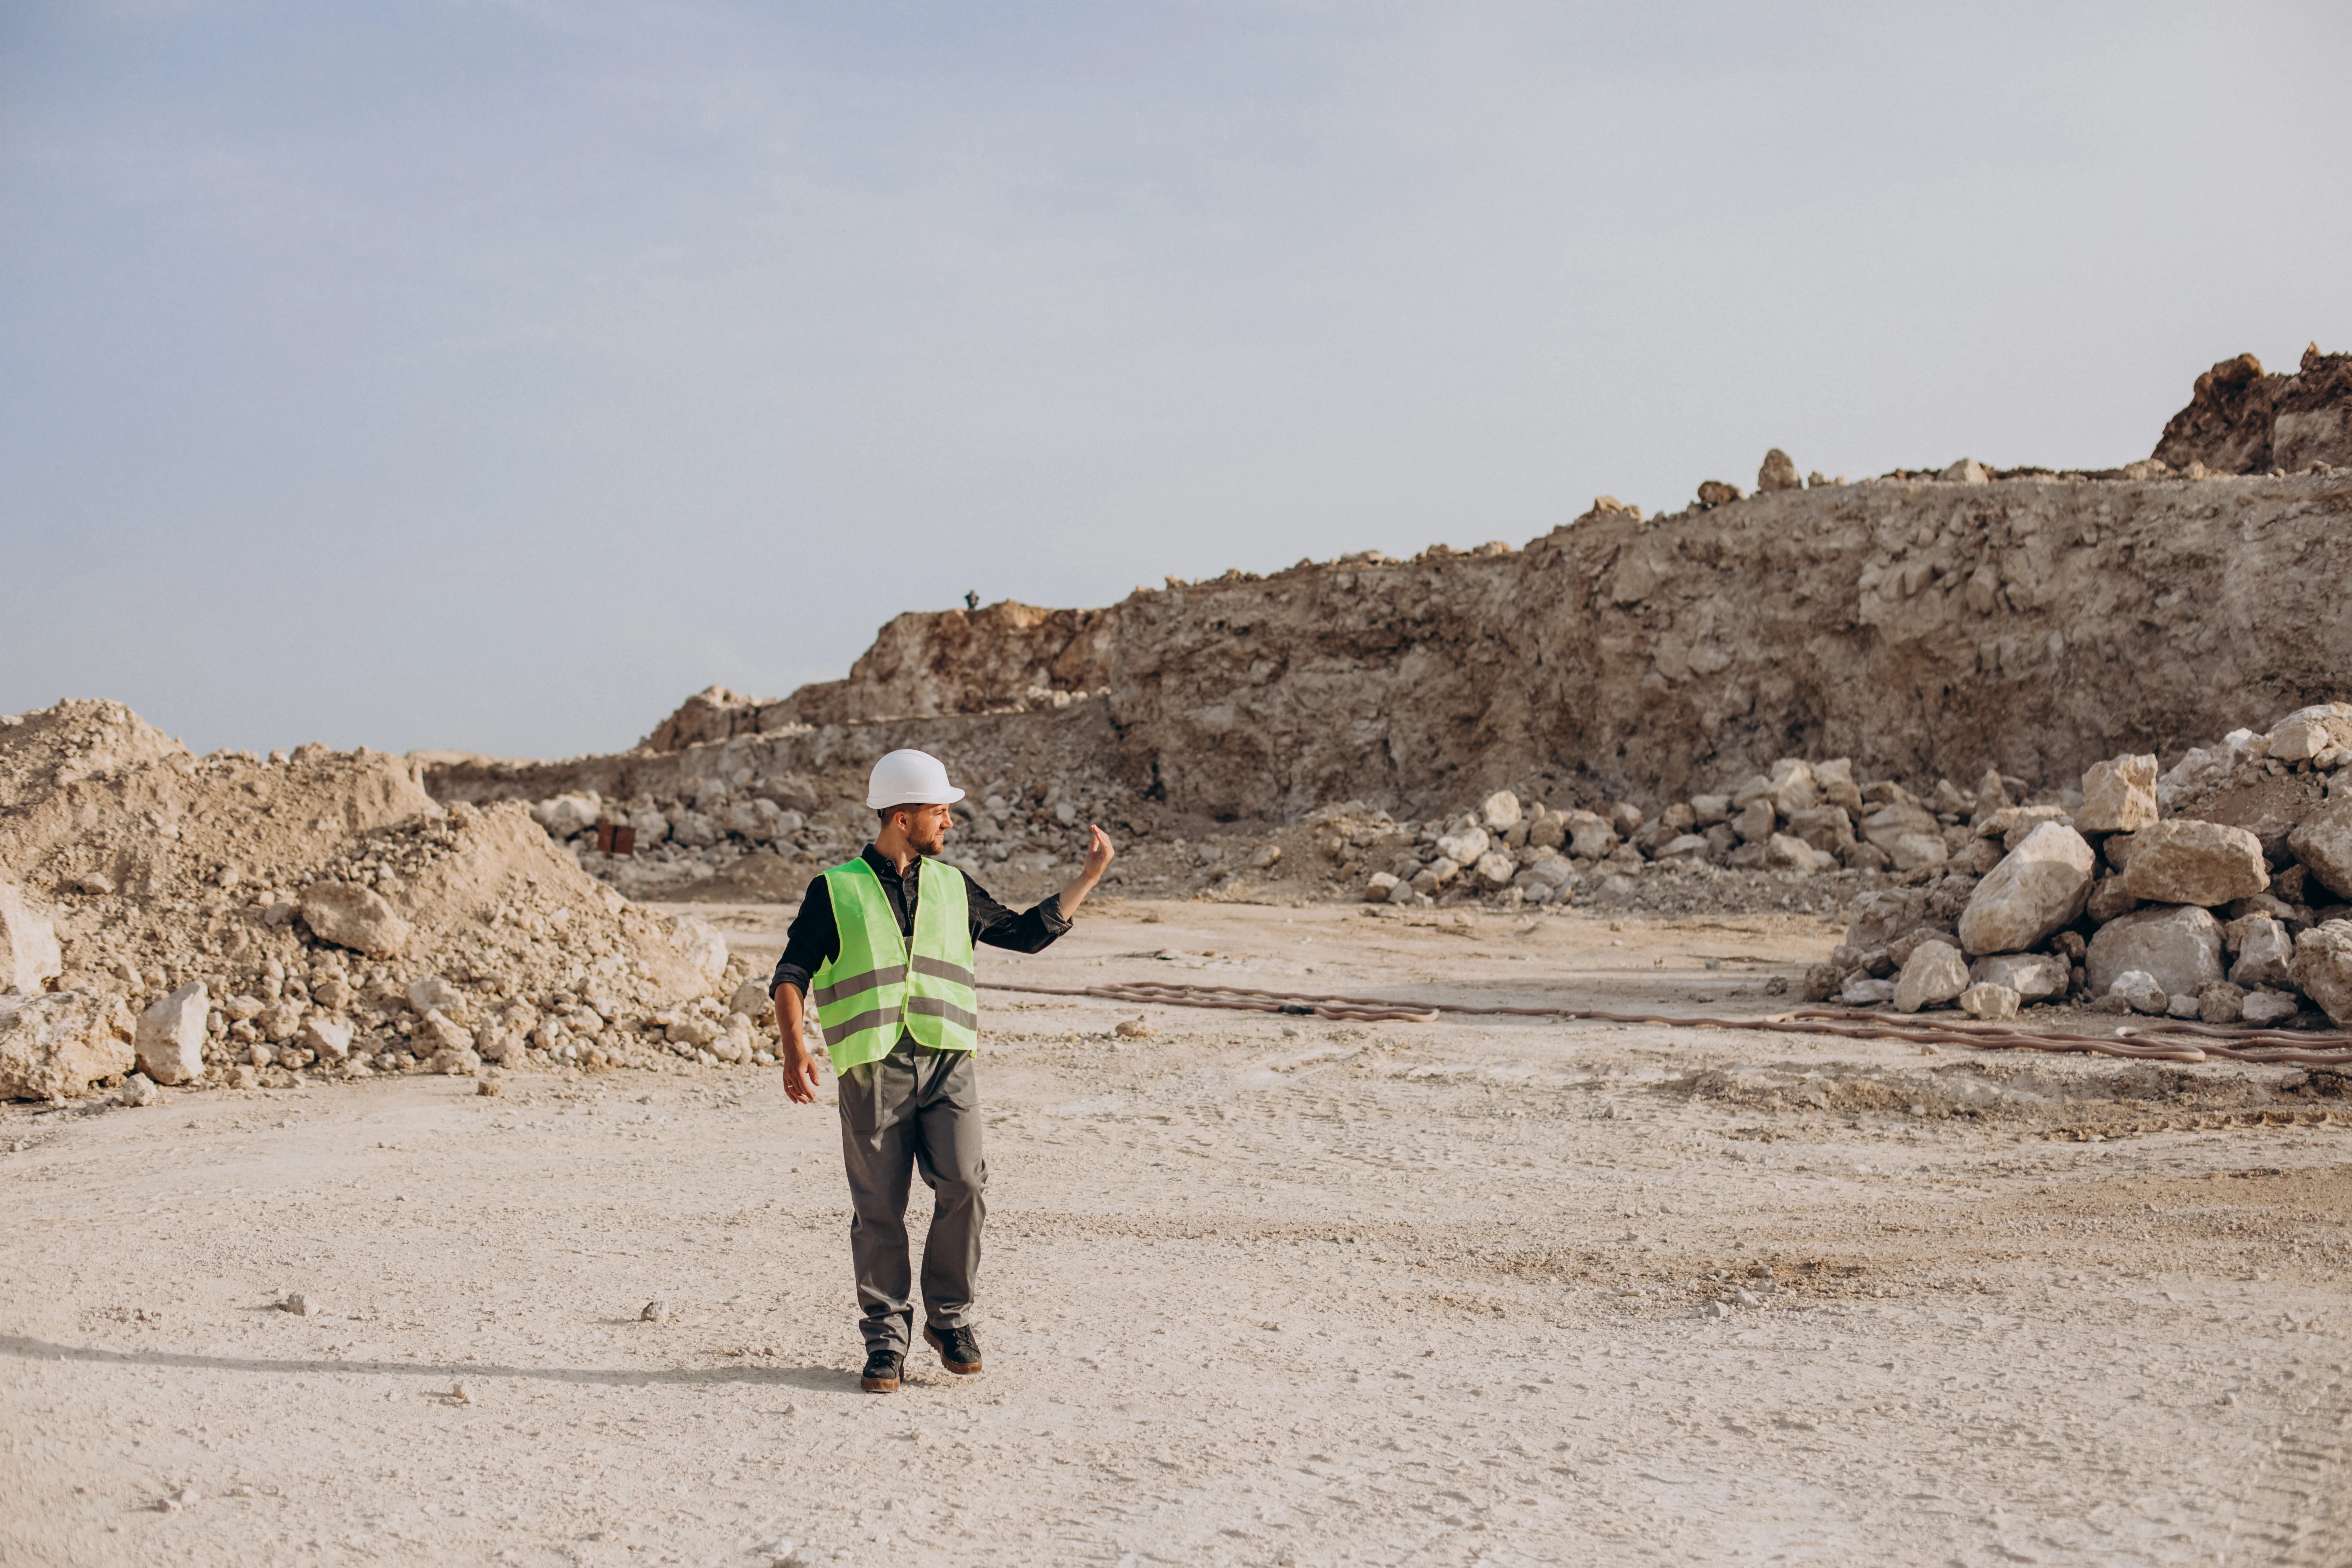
left=1110, top=471, right=2352, bottom=819
left=624, top=469, right=2350, bottom=825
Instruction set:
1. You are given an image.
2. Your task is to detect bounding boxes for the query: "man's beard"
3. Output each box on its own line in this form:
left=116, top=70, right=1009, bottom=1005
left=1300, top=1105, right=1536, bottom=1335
left=912, top=822, right=948, bottom=856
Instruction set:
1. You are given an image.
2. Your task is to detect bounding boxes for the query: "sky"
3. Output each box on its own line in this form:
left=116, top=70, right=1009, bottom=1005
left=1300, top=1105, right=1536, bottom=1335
left=4, top=1, right=2348, bottom=759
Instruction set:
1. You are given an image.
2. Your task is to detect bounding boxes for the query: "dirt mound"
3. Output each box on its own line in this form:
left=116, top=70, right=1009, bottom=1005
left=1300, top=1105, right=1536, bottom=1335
left=0, top=700, right=742, bottom=1101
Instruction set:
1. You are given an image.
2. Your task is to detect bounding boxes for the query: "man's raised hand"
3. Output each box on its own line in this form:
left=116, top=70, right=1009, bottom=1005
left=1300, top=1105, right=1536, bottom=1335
left=1081, top=822, right=1117, bottom=881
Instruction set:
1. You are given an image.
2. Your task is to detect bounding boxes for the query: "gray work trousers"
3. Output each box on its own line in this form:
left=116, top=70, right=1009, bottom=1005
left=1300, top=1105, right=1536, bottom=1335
left=836, top=1036, right=987, bottom=1356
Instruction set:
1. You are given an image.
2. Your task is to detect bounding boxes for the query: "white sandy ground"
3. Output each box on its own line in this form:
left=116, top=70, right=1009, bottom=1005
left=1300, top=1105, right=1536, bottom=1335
left=4, top=899, right=2348, bottom=1568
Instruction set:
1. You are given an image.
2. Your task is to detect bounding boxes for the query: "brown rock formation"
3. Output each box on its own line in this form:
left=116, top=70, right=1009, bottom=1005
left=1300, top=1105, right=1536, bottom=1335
left=2153, top=344, right=2352, bottom=474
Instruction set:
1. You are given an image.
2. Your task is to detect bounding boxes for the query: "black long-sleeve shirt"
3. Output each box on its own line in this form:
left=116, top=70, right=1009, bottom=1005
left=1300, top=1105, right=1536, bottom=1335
left=768, top=845, right=1071, bottom=1001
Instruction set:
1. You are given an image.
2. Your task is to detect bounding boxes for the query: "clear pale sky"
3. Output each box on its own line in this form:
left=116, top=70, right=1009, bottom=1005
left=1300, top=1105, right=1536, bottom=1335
left=4, top=2, right=2347, bottom=759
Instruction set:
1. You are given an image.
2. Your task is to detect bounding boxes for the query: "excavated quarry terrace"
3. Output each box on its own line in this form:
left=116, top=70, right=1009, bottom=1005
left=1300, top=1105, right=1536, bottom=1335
left=6, top=349, right=2352, bottom=1568
left=5, top=349, right=2352, bottom=1111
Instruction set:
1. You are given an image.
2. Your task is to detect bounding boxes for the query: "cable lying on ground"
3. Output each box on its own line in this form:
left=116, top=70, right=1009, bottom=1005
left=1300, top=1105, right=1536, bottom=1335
left=978, top=980, right=2352, bottom=1067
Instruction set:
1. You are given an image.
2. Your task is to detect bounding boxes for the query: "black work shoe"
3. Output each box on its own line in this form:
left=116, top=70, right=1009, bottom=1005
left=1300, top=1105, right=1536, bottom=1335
left=924, top=1323, right=983, bottom=1376
left=860, top=1350, right=903, bottom=1393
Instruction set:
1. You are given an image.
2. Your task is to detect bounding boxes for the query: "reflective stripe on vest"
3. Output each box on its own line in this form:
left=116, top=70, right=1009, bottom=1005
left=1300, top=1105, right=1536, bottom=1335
left=808, top=856, right=979, bottom=1073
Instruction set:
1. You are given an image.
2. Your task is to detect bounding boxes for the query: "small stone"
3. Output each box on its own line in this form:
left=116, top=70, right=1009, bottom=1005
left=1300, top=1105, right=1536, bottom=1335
left=641, top=1300, right=667, bottom=1323
left=134, top=981, right=209, bottom=1085
left=1251, top=844, right=1282, bottom=869
left=1473, top=852, right=1517, bottom=888
left=1764, top=833, right=1832, bottom=873
left=1696, top=479, right=1743, bottom=507
left=2241, top=990, right=2301, bottom=1026
left=475, top=1074, right=502, bottom=1096
left=117, top=1071, right=160, bottom=1107
left=1734, top=1287, right=1764, bottom=1307
left=2118, top=820, right=2269, bottom=907
left=1113, top=1017, right=1157, bottom=1039
left=1894, top=940, right=1969, bottom=1013
left=281, top=1292, right=318, bottom=1316
left=296, top=881, right=411, bottom=958
left=2077, top=754, right=2159, bottom=834
left=1813, top=760, right=1863, bottom=814
left=1958, top=982, right=2021, bottom=1021
left=1785, top=805, right=1856, bottom=854
left=1889, top=833, right=1948, bottom=873
left=294, top=1016, right=353, bottom=1063
left=1757, top=449, right=1802, bottom=492
left=2165, top=992, right=2201, bottom=1019
left=156, top=1485, right=199, bottom=1512
left=2196, top=982, right=2247, bottom=1024
left=1731, top=798, right=1777, bottom=845
left=728, top=977, right=776, bottom=1020
left=1975, top=804, right=2071, bottom=852
left=2085, top=874, right=2139, bottom=925
left=1479, top=791, right=1522, bottom=832
left=1837, top=976, right=1896, bottom=1006
left=1363, top=872, right=1400, bottom=902
left=1704, top=1298, right=1732, bottom=1319
left=406, top=975, right=462, bottom=1014
left=667, top=1015, right=722, bottom=1048
left=430, top=1047, right=483, bottom=1076
left=2108, top=970, right=2169, bottom=1015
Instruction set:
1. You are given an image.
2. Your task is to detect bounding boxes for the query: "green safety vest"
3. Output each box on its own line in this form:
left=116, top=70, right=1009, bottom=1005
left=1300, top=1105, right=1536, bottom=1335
left=808, top=855, right=979, bottom=1073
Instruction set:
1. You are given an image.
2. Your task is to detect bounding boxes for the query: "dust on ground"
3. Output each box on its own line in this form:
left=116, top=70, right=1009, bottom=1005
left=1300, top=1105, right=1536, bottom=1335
left=5, top=900, right=2347, bottom=1567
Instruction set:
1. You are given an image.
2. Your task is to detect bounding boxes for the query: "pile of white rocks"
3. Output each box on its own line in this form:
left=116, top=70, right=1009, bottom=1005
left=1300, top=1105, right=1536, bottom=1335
left=1346, top=756, right=2017, bottom=912
left=1808, top=703, right=2352, bottom=1027
left=528, top=781, right=1109, bottom=894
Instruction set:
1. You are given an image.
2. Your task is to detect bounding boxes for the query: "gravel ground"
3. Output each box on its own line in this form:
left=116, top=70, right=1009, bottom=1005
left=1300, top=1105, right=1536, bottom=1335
left=4, top=899, right=2347, bottom=1567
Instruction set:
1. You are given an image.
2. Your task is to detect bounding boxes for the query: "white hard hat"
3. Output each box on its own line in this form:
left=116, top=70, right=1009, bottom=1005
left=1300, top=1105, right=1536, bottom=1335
left=866, top=749, right=965, bottom=810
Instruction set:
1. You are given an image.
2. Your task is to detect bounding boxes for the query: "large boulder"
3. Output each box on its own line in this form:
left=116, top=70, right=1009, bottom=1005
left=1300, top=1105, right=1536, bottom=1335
left=2264, top=702, right=2352, bottom=762
left=1861, top=800, right=1940, bottom=853
left=2287, top=798, right=2352, bottom=902
left=2077, top=754, right=2158, bottom=834
left=298, top=882, right=412, bottom=958
left=2228, top=917, right=2297, bottom=990
left=1957, top=822, right=2094, bottom=955
left=2293, top=921, right=2352, bottom=1027
left=1894, top=940, right=1969, bottom=1013
left=0, top=992, right=135, bottom=1100
left=2086, top=905, right=2225, bottom=998
left=134, top=981, right=209, bottom=1085
left=2118, top=820, right=2269, bottom=907
left=0, top=875, right=63, bottom=995
left=1970, top=952, right=2070, bottom=1002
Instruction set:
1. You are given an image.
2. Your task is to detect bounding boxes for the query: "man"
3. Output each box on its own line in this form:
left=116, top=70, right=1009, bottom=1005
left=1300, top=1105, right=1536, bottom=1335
left=770, top=748, right=1115, bottom=1393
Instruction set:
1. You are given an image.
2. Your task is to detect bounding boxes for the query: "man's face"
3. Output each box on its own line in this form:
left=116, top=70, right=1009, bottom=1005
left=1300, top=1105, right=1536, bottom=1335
left=898, top=803, right=953, bottom=856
